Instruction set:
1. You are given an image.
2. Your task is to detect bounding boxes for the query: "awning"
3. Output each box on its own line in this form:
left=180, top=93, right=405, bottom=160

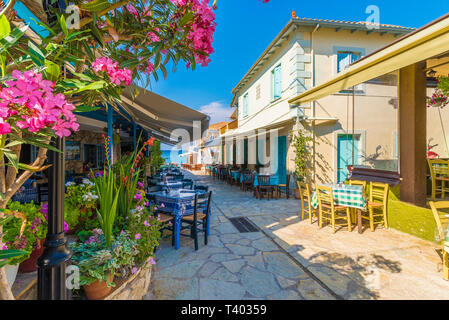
left=121, top=86, right=210, bottom=145
left=221, top=111, right=295, bottom=139
left=288, top=13, right=449, bottom=105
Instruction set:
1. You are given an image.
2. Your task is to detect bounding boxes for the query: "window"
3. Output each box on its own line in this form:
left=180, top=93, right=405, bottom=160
left=256, top=84, right=261, bottom=100
left=243, top=93, right=249, bottom=116
left=337, top=51, right=361, bottom=73
left=337, top=51, right=364, bottom=93
left=272, top=64, right=282, bottom=100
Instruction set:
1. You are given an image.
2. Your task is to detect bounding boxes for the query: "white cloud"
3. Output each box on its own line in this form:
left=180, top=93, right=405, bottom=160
left=198, top=101, right=233, bottom=124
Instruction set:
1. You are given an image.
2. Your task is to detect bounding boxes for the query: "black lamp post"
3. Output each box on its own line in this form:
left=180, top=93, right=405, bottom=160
left=37, top=137, right=71, bottom=300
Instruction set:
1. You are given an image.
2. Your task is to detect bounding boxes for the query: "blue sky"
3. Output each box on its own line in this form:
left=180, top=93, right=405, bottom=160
left=150, top=0, right=449, bottom=124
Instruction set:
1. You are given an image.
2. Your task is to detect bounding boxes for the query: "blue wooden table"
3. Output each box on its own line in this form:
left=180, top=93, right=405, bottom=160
left=148, top=189, right=207, bottom=249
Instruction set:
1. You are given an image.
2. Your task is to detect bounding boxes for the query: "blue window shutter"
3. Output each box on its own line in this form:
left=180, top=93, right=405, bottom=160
left=273, top=65, right=281, bottom=99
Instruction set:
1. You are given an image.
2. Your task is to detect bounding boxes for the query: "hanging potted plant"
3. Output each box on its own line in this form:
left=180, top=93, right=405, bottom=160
left=427, top=89, right=449, bottom=108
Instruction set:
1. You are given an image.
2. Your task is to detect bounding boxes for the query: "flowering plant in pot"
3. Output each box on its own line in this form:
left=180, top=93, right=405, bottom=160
left=70, top=230, right=139, bottom=300
left=2, top=201, right=49, bottom=274
left=126, top=184, right=165, bottom=266
left=64, top=179, right=99, bottom=233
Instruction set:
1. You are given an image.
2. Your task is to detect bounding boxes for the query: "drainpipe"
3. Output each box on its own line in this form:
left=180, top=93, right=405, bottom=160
left=311, top=23, right=319, bottom=183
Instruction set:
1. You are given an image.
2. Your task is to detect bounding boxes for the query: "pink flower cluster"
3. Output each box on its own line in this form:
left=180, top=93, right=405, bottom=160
left=170, top=0, right=216, bottom=67
left=0, top=70, right=79, bottom=137
left=427, top=89, right=449, bottom=108
left=92, top=57, right=132, bottom=86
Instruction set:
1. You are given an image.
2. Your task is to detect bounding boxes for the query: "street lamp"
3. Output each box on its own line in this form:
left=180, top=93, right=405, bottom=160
left=37, top=137, right=71, bottom=300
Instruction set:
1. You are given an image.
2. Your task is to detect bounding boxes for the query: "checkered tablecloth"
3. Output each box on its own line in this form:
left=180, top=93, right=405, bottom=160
left=311, top=184, right=367, bottom=210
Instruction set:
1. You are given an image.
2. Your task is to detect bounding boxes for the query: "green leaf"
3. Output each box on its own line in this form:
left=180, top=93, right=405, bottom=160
left=2, top=148, right=18, bottom=170
left=44, top=60, right=60, bottom=81
left=80, top=0, right=112, bottom=12
left=74, top=105, right=100, bottom=113
left=66, top=80, right=106, bottom=94
left=59, top=15, right=68, bottom=37
left=0, top=249, right=27, bottom=260
left=21, top=137, right=62, bottom=153
left=28, top=41, right=45, bottom=67
left=0, top=23, right=28, bottom=54
left=0, top=14, right=11, bottom=40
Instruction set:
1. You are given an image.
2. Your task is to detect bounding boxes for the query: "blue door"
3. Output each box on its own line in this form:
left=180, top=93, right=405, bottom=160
left=337, top=134, right=360, bottom=183
left=277, top=136, right=287, bottom=184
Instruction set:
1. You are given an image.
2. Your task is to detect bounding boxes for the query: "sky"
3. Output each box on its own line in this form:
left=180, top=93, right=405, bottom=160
left=149, top=0, right=449, bottom=125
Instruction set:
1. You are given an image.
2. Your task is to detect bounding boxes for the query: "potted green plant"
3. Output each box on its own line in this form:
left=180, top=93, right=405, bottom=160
left=64, top=179, right=99, bottom=234
left=290, top=130, right=313, bottom=199
left=0, top=215, right=27, bottom=286
left=70, top=230, right=138, bottom=300
left=2, top=202, right=50, bottom=275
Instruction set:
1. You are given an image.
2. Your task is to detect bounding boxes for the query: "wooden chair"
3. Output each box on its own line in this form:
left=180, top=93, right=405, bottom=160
left=241, top=173, right=254, bottom=192
left=349, top=179, right=367, bottom=192
left=180, top=192, right=213, bottom=251
left=348, top=179, right=367, bottom=224
left=256, top=175, right=275, bottom=200
left=316, top=185, right=352, bottom=233
left=277, top=175, right=291, bottom=199
left=362, top=182, right=389, bottom=231
left=429, top=201, right=449, bottom=280
left=298, top=182, right=316, bottom=223
left=428, top=159, right=449, bottom=200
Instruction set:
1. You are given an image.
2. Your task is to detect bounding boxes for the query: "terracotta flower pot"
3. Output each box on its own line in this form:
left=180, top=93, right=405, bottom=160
left=19, top=238, right=45, bottom=273
left=83, top=273, right=114, bottom=300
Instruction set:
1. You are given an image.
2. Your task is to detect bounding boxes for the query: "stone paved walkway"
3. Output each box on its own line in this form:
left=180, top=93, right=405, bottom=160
left=145, top=170, right=449, bottom=300
left=145, top=170, right=334, bottom=300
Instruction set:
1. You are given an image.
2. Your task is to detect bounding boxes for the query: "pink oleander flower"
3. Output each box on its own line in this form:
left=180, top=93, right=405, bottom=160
left=92, top=57, right=132, bottom=86
left=0, top=70, right=79, bottom=137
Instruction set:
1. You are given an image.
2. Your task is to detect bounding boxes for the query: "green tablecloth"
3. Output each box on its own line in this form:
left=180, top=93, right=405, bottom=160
left=311, top=184, right=367, bottom=210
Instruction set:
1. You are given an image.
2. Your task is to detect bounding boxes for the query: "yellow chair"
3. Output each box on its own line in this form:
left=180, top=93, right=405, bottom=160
left=316, top=185, right=352, bottom=233
left=349, top=180, right=367, bottom=224
left=349, top=179, right=367, bottom=193
left=362, top=182, right=389, bottom=231
left=429, top=201, right=449, bottom=280
left=428, top=159, right=449, bottom=201
left=298, top=182, right=316, bottom=223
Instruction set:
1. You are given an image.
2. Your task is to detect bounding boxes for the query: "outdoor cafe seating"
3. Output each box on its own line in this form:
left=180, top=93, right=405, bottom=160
left=303, top=167, right=398, bottom=234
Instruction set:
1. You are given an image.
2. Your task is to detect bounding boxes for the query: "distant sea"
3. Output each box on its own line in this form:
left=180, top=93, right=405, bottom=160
left=161, top=149, right=186, bottom=165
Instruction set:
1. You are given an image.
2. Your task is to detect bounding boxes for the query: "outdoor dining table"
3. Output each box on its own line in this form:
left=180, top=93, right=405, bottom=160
left=310, top=184, right=367, bottom=234
left=230, top=170, right=240, bottom=181
left=157, top=181, right=183, bottom=190
left=252, top=173, right=280, bottom=187
left=148, top=189, right=207, bottom=250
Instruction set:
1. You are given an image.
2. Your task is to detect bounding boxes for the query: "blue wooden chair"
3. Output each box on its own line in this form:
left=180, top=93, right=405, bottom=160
left=180, top=191, right=212, bottom=251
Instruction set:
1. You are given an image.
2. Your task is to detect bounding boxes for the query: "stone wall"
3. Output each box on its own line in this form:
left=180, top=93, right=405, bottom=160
left=15, top=262, right=152, bottom=300
left=105, top=264, right=152, bottom=300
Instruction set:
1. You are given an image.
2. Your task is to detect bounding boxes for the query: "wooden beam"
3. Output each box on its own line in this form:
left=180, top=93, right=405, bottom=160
left=399, top=62, right=427, bottom=206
